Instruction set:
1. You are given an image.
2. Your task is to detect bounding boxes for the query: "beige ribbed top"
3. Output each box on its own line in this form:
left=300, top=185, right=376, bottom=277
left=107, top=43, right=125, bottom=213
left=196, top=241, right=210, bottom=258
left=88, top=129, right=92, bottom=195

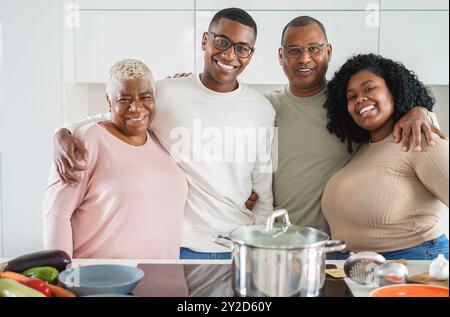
left=321, top=134, right=449, bottom=253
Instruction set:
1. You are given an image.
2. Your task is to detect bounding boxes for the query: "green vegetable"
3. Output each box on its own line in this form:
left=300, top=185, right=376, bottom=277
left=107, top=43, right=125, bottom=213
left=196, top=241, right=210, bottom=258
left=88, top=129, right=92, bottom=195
left=22, top=266, right=59, bottom=285
left=0, top=279, right=46, bottom=297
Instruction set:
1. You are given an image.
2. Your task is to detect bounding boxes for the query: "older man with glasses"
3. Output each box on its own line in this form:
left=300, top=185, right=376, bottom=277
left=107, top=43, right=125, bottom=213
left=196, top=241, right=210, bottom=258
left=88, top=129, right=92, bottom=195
left=266, top=16, right=446, bottom=234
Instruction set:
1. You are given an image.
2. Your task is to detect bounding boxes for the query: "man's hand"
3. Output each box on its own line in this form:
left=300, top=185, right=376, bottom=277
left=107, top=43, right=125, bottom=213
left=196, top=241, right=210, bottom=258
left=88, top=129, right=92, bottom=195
left=393, top=107, right=448, bottom=152
left=166, top=72, right=192, bottom=79
left=53, top=128, right=88, bottom=185
left=245, top=192, right=259, bottom=210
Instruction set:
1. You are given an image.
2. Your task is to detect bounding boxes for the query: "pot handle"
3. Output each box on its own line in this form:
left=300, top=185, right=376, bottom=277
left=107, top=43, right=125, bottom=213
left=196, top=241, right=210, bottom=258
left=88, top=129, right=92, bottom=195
left=213, top=234, right=233, bottom=249
left=265, top=209, right=291, bottom=232
left=323, top=240, right=346, bottom=253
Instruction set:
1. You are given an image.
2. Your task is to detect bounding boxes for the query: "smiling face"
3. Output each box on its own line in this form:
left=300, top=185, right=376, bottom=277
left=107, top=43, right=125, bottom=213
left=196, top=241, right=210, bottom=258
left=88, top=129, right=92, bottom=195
left=201, top=18, right=256, bottom=92
left=107, top=78, right=154, bottom=139
left=279, top=23, right=332, bottom=97
left=346, top=70, right=395, bottom=142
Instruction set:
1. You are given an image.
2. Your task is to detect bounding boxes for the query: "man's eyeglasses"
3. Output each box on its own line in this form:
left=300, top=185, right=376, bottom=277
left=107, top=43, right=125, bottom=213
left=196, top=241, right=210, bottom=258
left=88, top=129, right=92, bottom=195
left=282, top=43, right=329, bottom=58
left=207, top=32, right=254, bottom=59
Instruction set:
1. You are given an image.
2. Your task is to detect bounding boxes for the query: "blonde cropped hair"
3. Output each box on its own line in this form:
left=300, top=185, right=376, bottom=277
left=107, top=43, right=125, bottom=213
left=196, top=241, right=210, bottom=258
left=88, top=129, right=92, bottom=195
left=106, top=59, right=155, bottom=98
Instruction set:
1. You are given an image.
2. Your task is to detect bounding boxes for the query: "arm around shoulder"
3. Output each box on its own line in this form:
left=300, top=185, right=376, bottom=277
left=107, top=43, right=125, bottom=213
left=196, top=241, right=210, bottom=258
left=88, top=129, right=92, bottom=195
left=43, top=129, right=99, bottom=256
left=410, top=137, right=449, bottom=206
left=57, top=112, right=111, bottom=135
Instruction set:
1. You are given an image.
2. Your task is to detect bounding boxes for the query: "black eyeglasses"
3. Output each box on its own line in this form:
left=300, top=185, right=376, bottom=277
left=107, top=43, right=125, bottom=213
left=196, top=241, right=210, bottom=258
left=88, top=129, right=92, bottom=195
left=282, top=43, right=329, bottom=58
left=207, top=32, right=255, bottom=59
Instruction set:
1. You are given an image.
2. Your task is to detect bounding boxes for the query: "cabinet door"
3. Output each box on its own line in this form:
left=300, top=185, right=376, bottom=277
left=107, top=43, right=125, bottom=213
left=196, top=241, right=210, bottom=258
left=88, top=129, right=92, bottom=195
left=379, top=11, right=449, bottom=85
left=195, top=11, right=379, bottom=84
left=381, top=0, right=448, bottom=10
left=74, top=10, right=195, bottom=82
left=75, top=0, right=194, bottom=10
left=196, top=0, right=378, bottom=10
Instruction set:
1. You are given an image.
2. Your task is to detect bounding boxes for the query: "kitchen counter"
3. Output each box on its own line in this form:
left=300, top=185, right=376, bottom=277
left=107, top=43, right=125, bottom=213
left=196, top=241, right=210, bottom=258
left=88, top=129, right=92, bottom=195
left=65, top=259, right=438, bottom=297
left=0, top=258, right=438, bottom=297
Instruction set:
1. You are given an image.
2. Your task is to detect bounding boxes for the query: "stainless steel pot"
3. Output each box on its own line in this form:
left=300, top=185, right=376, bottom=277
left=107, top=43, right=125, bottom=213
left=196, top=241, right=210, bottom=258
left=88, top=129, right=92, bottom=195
left=214, top=209, right=346, bottom=297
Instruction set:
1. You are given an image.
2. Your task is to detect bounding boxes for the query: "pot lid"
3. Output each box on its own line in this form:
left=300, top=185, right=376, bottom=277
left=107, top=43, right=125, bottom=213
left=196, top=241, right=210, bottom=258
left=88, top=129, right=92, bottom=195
left=229, top=209, right=330, bottom=248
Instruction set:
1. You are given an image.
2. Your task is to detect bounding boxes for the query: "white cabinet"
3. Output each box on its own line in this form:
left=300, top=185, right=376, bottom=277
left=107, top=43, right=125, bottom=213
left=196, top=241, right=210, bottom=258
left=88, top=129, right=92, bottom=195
left=71, top=2, right=447, bottom=85
left=195, top=11, right=379, bottom=84
left=196, top=0, right=379, bottom=10
left=75, top=0, right=194, bottom=10
left=379, top=11, right=449, bottom=85
left=74, top=10, right=195, bottom=82
left=381, top=0, right=448, bottom=10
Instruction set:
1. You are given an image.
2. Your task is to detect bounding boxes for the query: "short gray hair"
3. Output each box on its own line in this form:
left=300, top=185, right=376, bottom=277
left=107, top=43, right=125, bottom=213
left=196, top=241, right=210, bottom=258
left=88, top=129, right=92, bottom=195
left=106, top=59, right=155, bottom=98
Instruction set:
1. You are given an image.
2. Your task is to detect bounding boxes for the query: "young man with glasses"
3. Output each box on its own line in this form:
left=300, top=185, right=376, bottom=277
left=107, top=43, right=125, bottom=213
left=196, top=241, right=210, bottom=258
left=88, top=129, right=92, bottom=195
left=266, top=16, right=446, bottom=234
left=52, top=8, right=275, bottom=259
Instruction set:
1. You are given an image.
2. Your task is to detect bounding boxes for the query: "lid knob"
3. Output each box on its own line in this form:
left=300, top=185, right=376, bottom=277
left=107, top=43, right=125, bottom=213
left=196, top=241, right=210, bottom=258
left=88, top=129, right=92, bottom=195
left=265, top=209, right=291, bottom=232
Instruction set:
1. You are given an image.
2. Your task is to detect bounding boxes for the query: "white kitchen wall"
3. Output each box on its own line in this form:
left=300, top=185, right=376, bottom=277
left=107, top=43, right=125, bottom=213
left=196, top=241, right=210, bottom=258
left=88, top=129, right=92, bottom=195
left=0, top=152, right=3, bottom=257
left=0, top=0, right=448, bottom=258
left=379, top=10, right=449, bottom=85
left=432, top=86, right=450, bottom=136
left=0, top=0, right=63, bottom=257
left=0, top=17, right=4, bottom=257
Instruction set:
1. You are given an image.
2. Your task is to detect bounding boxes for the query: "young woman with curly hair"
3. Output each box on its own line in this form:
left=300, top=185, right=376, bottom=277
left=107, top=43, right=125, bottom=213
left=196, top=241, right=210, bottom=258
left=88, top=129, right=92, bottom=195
left=321, top=54, right=448, bottom=260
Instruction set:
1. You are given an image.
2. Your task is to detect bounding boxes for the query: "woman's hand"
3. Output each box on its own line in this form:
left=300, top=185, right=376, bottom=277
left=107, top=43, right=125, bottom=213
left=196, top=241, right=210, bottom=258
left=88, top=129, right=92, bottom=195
left=245, top=192, right=259, bottom=210
left=53, top=129, right=88, bottom=185
left=393, top=107, right=448, bottom=152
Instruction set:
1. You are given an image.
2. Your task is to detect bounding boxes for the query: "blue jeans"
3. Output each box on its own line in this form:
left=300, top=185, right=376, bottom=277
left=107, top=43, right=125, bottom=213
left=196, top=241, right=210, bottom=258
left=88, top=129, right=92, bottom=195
left=180, top=247, right=231, bottom=260
left=327, top=235, right=449, bottom=260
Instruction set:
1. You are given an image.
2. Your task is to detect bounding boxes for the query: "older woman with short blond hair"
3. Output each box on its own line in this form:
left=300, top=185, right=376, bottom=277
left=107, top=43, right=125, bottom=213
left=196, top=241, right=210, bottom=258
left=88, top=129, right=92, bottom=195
left=43, top=59, right=188, bottom=259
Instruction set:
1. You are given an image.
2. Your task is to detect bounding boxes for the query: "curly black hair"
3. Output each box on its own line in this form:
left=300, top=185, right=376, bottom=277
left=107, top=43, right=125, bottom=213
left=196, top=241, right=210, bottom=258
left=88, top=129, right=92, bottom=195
left=324, top=54, right=435, bottom=153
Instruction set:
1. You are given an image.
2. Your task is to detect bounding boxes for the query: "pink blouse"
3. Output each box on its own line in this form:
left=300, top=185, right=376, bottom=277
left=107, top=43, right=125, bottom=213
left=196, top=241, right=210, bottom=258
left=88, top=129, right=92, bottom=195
left=43, top=123, right=188, bottom=259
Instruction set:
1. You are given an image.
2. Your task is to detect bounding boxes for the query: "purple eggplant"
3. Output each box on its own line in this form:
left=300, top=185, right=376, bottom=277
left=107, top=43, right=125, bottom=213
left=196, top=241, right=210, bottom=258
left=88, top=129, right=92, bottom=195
left=0, top=249, right=71, bottom=273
